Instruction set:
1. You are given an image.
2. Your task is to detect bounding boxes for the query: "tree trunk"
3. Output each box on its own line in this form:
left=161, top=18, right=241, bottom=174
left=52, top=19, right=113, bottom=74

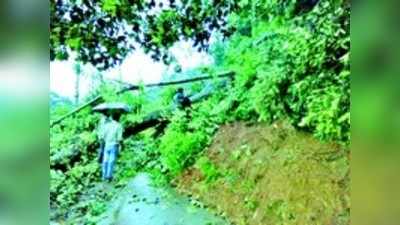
left=73, top=63, right=82, bottom=106
left=75, top=73, right=80, bottom=105
left=50, top=71, right=234, bottom=127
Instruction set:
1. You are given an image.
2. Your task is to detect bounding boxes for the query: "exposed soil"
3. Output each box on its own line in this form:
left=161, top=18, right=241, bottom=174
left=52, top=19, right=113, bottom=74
left=174, top=121, right=350, bottom=225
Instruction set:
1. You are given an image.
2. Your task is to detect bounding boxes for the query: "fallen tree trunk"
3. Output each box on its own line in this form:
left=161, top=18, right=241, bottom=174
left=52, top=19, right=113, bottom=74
left=123, top=113, right=167, bottom=138
left=119, top=71, right=234, bottom=92
left=122, top=79, right=230, bottom=138
left=50, top=96, right=103, bottom=128
left=50, top=71, right=234, bottom=127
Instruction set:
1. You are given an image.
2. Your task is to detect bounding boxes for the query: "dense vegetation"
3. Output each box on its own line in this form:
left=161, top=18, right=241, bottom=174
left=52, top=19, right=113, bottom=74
left=220, top=0, right=350, bottom=143
left=50, top=0, right=350, bottom=224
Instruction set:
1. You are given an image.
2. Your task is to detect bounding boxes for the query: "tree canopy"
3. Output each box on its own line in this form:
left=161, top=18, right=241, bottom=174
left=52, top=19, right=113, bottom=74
left=50, top=0, right=238, bottom=69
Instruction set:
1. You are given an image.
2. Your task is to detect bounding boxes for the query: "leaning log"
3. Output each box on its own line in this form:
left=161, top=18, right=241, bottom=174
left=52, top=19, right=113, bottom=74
left=50, top=71, right=234, bottom=127
left=122, top=79, right=230, bottom=138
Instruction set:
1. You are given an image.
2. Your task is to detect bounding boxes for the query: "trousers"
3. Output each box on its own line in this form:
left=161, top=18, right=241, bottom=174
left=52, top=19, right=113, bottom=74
left=102, top=144, right=119, bottom=180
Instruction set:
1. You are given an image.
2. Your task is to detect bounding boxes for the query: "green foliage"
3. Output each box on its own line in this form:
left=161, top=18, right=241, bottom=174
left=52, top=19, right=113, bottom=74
left=159, top=112, right=208, bottom=175
left=265, top=200, right=292, bottom=224
left=209, top=39, right=227, bottom=67
left=50, top=108, right=103, bottom=223
left=195, top=156, right=220, bottom=183
left=215, top=0, right=350, bottom=144
left=244, top=198, right=259, bottom=212
left=159, top=87, right=177, bottom=107
left=158, top=85, right=232, bottom=176
left=50, top=104, right=71, bottom=120
left=101, top=0, right=120, bottom=15
left=50, top=0, right=238, bottom=69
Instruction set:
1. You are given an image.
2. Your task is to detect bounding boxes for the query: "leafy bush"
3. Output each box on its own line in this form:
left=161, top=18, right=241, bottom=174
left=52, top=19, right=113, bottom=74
left=159, top=112, right=208, bottom=175
left=195, top=156, right=221, bottom=183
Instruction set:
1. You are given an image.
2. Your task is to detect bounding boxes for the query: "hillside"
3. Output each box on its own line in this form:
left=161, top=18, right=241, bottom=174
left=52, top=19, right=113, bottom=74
left=174, top=121, right=350, bottom=225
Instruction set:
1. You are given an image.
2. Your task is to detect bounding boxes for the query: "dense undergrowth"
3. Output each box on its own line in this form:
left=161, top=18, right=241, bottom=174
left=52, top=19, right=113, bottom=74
left=50, top=1, right=349, bottom=224
left=220, top=0, right=350, bottom=143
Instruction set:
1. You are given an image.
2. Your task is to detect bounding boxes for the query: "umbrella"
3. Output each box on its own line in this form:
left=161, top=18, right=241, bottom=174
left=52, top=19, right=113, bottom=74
left=92, top=102, right=132, bottom=114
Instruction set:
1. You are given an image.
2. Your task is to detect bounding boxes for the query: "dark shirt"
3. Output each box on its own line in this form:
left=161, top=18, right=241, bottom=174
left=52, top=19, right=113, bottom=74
left=174, top=92, right=185, bottom=106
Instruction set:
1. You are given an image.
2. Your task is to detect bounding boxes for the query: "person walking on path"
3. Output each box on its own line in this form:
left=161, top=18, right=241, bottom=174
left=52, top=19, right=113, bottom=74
left=101, top=113, right=124, bottom=182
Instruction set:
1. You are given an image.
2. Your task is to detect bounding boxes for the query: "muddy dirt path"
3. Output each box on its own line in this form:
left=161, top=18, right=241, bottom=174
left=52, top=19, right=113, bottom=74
left=98, top=173, right=229, bottom=225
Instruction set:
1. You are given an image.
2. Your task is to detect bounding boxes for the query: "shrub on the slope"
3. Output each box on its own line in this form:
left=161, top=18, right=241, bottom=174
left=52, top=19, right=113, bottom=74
left=158, top=87, right=232, bottom=175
